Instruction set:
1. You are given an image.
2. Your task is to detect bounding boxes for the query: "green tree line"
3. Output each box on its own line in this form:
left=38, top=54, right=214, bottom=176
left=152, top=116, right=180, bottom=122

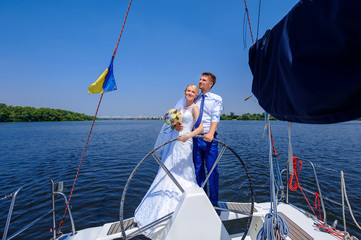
left=0, top=103, right=95, bottom=122
left=221, top=112, right=277, bottom=120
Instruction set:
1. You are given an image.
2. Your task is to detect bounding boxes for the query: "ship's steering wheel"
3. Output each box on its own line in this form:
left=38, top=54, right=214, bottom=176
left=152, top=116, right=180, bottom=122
left=119, top=136, right=255, bottom=240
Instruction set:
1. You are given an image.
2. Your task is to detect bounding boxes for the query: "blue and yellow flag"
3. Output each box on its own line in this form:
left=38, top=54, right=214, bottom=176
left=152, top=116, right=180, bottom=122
left=88, top=58, right=117, bottom=94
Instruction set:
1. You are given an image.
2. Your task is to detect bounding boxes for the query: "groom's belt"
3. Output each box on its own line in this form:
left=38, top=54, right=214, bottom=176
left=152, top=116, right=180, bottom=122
left=200, top=131, right=218, bottom=137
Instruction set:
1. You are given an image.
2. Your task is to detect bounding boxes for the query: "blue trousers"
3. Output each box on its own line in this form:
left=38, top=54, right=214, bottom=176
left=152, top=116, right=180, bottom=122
left=192, top=137, right=219, bottom=205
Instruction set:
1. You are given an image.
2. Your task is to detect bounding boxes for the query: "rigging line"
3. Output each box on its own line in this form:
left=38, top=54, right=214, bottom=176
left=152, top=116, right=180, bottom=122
left=313, top=164, right=340, bottom=173
left=242, top=11, right=248, bottom=50
left=58, top=93, right=104, bottom=231
left=341, top=171, right=347, bottom=232
left=242, top=0, right=255, bottom=45
left=314, top=163, right=361, bottom=179
left=242, top=0, right=278, bottom=157
left=241, top=0, right=256, bottom=102
left=113, top=0, right=133, bottom=58
left=58, top=0, right=133, bottom=232
left=256, top=0, right=262, bottom=40
left=270, top=126, right=278, bottom=157
left=341, top=171, right=361, bottom=230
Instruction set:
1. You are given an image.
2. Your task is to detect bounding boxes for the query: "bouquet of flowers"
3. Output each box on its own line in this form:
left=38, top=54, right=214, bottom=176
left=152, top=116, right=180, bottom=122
left=163, top=109, right=182, bottom=130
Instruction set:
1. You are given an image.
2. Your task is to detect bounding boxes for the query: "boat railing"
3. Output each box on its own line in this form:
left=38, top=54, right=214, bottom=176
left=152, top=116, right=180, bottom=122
left=281, top=158, right=361, bottom=233
left=289, top=158, right=327, bottom=223
left=1, top=178, right=76, bottom=240
left=282, top=159, right=327, bottom=222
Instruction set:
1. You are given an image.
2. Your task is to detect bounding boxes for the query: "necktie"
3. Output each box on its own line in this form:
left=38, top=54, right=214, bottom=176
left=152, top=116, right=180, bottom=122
left=193, top=94, right=205, bottom=130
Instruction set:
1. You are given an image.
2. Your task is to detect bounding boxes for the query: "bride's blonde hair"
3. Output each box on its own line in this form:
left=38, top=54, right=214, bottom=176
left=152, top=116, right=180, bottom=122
left=184, top=84, right=199, bottom=97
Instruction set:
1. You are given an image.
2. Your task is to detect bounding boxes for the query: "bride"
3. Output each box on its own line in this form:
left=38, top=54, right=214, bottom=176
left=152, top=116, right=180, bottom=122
left=134, top=84, right=203, bottom=239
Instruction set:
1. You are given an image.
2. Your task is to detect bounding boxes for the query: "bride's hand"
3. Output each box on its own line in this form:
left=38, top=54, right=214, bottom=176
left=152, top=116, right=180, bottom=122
left=178, top=134, right=190, bottom=142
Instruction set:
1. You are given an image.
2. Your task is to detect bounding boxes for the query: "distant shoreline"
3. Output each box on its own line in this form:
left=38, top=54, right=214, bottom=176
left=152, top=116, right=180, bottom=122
left=0, top=103, right=94, bottom=122
left=3, top=104, right=359, bottom=122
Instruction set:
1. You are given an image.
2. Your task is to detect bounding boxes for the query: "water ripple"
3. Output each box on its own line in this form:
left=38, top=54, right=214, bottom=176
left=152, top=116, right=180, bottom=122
left=1, top=120, right=360, bottom=238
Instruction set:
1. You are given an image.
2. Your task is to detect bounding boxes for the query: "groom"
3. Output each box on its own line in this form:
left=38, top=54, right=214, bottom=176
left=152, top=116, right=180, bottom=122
left=176, top=72, right=223, bottom=205
left=193, top=72, right=223, bottom=206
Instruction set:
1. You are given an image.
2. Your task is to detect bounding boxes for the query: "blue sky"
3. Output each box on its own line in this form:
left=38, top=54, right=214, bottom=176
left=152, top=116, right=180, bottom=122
left=0, top=0, right=299, bottom=117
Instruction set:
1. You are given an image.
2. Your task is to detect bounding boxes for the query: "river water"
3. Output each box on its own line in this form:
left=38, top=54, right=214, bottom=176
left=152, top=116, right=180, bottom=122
left=1, top=120, right=360, bottom=239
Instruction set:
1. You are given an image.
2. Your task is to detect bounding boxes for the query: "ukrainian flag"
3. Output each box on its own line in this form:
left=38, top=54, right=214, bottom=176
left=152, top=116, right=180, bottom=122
left=88, top=58, right=117, bottom=94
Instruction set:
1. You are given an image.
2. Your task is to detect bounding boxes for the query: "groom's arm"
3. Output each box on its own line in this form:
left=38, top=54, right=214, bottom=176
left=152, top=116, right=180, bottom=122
left=203, top=122, right=218, bottom=142
left=204, top=95, right=222, bottom=142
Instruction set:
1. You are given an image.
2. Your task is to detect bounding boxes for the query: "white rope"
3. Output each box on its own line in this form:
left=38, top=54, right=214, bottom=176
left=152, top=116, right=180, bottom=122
left=341, top=171, right=347, bottom=232
left=257, top=114, right=289, bottom=240
left=341, top=171, right=361, bottom=230
left=268, top=116, right=277, bottom=217
left=287, top=122, right=294, bottom=175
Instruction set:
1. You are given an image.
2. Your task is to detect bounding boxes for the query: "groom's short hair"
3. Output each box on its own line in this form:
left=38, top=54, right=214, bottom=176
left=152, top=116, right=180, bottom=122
left=202, top=72, right=216, bottom=88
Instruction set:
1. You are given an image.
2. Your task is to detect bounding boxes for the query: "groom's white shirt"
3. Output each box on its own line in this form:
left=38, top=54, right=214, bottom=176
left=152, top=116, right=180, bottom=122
left=195, top=92, right=223, bottom=134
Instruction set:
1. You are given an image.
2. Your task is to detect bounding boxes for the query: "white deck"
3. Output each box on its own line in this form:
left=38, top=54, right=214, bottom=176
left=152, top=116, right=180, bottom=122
left=58, top=199, right=341, bottom=240
left=251, top=202, right=339, bottom=240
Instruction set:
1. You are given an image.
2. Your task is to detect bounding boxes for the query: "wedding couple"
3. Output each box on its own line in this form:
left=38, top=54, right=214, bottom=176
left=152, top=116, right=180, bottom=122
left=134, top=72, right=223, bottom=239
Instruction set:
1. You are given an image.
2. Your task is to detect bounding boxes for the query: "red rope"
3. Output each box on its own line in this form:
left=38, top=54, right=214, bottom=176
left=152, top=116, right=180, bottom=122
left=270, top=127, right=278, bottom=157
left=288, top=157, right=319, bottom=217
left=289, top=157, right=302, bottom=191
left=316, top=224, right=345, bottom=239
left=288, top=157, right=347, bottom=239
left=58, top=0, right=133, bottom=232
left=243, top=0, right=255, bottom=45
left=314, top=192, right=322, bottom=220
left=112, top=0, right=133, bottom=58
left=58, top=93, right=104, bottom=231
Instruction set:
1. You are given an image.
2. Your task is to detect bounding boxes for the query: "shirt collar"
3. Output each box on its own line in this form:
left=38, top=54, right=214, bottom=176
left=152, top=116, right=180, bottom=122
left=201, top=92, right=210, bottom=97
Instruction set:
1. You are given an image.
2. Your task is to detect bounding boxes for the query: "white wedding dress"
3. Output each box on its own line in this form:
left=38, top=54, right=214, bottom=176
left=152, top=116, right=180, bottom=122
left=134, top=104, right=198, bottom=239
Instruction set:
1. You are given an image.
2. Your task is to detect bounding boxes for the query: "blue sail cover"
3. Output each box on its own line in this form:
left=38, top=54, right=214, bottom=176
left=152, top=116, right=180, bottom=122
left=249, top=0, right=361, bottom=124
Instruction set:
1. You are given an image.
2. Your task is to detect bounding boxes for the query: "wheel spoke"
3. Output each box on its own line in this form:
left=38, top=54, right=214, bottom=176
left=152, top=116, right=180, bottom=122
left=201, top=146, right=226, bottom=189
left=152, top=153, right=184, bottom=193
left=119, top=137, right=254, bottom=240
left=126, top=212, right=173, bottom=239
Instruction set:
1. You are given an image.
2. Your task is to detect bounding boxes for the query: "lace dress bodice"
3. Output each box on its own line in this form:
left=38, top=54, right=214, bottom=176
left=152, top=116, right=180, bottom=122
left=178, top=105, right=196, bottom=136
